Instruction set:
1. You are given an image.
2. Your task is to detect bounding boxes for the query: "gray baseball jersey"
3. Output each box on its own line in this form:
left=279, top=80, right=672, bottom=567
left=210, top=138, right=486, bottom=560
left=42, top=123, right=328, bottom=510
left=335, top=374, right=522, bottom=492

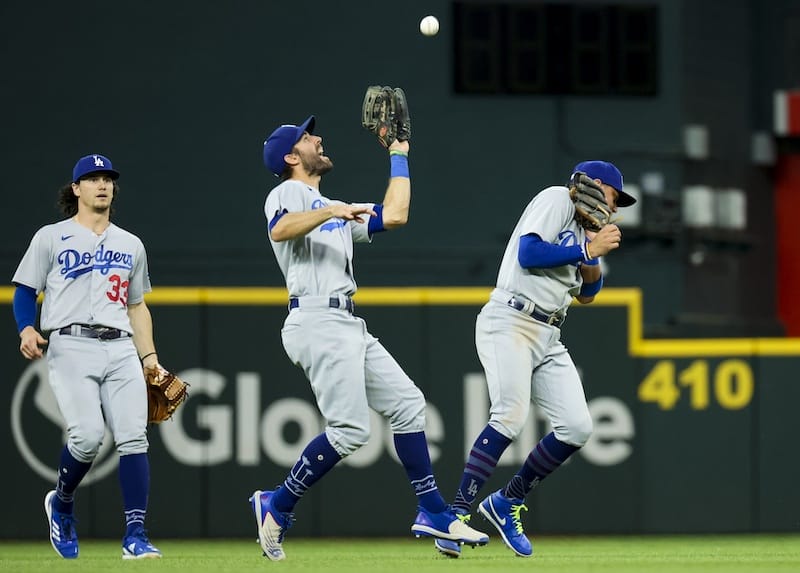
left=478, top=185, right=593, bottom=446
left=265, top=180, right=373, bottom=297
left=12, top=217, right=151, bottom=459
left=495, top=186, right=587, bottom=315
left=12, top=218, right=151, bottom=332
left=264, top=180, right=426, bottom=457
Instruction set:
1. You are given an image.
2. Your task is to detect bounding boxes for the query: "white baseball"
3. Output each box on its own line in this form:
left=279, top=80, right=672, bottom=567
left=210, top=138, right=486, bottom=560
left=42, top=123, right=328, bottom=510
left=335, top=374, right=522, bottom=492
left=420, top=15, right=439, bottom=37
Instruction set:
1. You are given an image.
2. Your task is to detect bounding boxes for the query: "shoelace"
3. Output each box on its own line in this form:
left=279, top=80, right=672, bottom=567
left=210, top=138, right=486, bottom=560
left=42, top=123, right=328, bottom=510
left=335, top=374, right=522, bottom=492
left=457, top=513, right=471, bottom=524
left=509, top=503, right=528, bottom=535
left=127, top=527, right=155, bottom=546
left=55, top=513, right=78, bottom=541
left=53, top=511, right=78, bottom=542
left=276, top=512, right=295, bottom=543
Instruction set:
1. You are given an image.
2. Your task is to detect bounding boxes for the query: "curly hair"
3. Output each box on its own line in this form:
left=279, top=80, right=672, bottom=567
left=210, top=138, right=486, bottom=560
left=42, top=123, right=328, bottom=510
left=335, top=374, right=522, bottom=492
left=57, top=180, right=119, bottom=217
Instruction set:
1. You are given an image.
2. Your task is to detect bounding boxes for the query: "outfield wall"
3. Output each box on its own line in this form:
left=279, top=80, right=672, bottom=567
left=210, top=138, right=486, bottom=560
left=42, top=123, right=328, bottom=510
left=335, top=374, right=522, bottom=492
left=2, top=287, right=799, bottom=538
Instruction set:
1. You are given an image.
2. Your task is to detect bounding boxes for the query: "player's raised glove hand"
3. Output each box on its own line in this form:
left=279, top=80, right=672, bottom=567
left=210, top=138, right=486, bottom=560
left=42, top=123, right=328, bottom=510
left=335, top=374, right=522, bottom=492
left=362, top=86, right=412, bottom=148
left=569, top=171, right=612, bottom=232
left=144, top=364, right=189, bottom=424
left=393, top=87, right=411, bottom=142
left=389, top=139, right=409, bottom=155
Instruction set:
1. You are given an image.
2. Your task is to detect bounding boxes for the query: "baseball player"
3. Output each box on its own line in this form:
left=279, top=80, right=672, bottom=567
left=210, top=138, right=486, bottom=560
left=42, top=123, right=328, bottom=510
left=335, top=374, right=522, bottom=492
left=249, top=116, right=489, bottom=561
left=12, top=154, right=162, bottom=560
left=435, top=161, right=636, bottom=558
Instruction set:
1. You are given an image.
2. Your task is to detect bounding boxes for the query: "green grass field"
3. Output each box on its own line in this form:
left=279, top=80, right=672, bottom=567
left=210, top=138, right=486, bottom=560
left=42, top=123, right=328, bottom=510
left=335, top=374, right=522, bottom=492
left=2, top=535, right=799, bottom=573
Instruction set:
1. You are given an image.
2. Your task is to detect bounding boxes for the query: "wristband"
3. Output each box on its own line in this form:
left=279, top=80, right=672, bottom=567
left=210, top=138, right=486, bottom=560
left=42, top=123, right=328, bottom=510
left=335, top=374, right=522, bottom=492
left=140, top=351, right=157, bottom=364
left=581, top=241, right=599, bottom=265
left=579, top=276, right=603, bottom=297
left=390, top=153, right=409, bottom=178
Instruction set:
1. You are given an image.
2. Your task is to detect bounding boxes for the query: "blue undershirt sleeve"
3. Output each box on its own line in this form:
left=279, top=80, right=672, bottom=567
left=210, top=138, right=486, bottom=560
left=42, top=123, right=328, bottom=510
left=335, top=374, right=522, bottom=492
left=518, top=234, right=586, bottom=269
left=13, top=284, right=37, bottom=333
left=368, top=204, right=385, bottom=235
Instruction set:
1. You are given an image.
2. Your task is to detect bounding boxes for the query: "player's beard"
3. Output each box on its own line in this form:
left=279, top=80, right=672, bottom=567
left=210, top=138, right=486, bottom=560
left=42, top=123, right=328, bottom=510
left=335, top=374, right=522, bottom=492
left=91, top=204, right=111, bottom=215
left=299, top=151, right=333, bottom=177
left=79, top=195, right=112, bottom=216
left=89, top=194, right=113, bottom=214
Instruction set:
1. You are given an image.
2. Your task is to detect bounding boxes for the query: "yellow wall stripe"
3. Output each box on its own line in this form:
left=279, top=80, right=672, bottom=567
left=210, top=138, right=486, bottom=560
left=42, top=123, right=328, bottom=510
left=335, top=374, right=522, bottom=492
left=1, top=286, right=797, bottom=357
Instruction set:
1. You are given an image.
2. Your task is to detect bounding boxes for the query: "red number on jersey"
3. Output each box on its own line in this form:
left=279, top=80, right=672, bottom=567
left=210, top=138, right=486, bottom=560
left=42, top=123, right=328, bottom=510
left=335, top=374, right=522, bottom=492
left=107, top=274, right=130, bottom=306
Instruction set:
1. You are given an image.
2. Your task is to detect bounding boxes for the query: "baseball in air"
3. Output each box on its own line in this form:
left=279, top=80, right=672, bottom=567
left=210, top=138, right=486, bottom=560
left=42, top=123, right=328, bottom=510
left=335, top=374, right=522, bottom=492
left=420, top=15, right=439, bottom=37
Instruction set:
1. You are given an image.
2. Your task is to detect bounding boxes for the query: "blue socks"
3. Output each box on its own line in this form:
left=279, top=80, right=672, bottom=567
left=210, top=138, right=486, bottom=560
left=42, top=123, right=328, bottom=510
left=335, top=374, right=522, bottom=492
left=452, top=425, right=512, bottom=514
left=272, top=433, right=342, bottom=513
left=55, top=447, right=153, bottom=536
left=394, top=432, right=447, bottom=513
left=119, top=453, right=150, bottom=536
left=272, top=432, right=447, bottom=514
left=54, top=445, right=92, bottom=514
left=503, top=432, right=579, bottom=500
left=270, top=431, right=452, bottom=515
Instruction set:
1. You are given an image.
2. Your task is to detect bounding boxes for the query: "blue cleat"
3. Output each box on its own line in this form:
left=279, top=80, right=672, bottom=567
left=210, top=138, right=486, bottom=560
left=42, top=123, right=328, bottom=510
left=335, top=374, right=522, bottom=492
left=434, top=537, right=462, bottom=558
left=433, top=510, right=473, bottom=558
left=44, top=490, right=78, bottom=559
left=478, top=490, right=533, bottom=557
left=250, top=489, right=293, bottom=561
left=412, top=506, right=488, bottom=546
left=121, top=526, right=162, bottom=559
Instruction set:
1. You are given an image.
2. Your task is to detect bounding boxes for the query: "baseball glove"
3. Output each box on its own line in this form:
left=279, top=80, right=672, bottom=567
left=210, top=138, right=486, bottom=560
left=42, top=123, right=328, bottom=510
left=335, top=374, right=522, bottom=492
left=361, top=85, right=411, bottom=147
left=144, top=364, right=189, bottom=424
left=569, top=171, right=612, bottom=232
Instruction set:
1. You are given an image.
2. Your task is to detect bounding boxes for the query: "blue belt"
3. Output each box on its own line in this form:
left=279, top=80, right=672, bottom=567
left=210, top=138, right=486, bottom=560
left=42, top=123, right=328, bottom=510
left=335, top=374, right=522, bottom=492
left=288, top=296, right=355, bottom=314
left=507, top=298, right=564, bottom=327
left=58, top=323, right=131, bottom=340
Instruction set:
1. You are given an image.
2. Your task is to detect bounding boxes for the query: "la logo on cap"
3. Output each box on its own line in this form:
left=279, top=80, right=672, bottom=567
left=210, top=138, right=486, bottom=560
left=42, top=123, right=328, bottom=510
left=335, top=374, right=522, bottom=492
left=72, top=153, right=120, bottom=182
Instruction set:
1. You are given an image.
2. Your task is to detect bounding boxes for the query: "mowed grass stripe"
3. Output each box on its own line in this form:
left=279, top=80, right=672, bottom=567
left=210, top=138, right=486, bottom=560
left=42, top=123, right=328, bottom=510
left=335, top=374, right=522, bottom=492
left=1, top=535, right=799, bottom=573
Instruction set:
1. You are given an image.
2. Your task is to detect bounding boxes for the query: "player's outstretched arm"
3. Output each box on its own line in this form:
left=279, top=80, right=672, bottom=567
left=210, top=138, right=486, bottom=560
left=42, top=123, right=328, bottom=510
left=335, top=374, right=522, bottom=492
left=382, top=140, right=411, bottom=230
left=271, top=204, right=377, bottom=242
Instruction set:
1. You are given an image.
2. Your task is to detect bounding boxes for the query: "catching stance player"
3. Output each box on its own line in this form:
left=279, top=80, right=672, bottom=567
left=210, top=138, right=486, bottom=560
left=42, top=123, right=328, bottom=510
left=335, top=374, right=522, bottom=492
left=249, top=115, right=489, bottom=561
left=12, top=154, right=163, bottom=560
left=436, top=161, right=636, bottom=558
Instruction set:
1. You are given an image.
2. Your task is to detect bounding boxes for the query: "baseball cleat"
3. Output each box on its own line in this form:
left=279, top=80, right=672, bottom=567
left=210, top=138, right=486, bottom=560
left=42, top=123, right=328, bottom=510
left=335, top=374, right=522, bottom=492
left=478, top=490, right=533, bottom=557
left=434, top=538, right=462, bottom=558
left=121, top=526, right=162, bottom=559
left=44, top=490, right=78, bottom=559
left=433, top=511, right=474, bottom=558
left=250, top=489, right=293, bottom=561
left=411, top=506, right=489, bottom=546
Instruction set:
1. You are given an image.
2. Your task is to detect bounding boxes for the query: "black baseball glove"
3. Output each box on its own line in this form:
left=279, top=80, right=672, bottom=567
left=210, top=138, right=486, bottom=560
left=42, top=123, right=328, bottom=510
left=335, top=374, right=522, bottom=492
left=361, top=86, right=411, bottom=147
left=569, top=171, right=612, bottom=231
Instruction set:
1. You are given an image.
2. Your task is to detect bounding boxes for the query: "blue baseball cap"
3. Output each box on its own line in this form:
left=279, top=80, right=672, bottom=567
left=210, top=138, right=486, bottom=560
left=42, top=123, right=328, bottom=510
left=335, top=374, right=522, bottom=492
left=72, top=154, right=120, bottom=183
left=263, top=116, right=316, bottom=176
left=573, top=160, right=636, bottom=207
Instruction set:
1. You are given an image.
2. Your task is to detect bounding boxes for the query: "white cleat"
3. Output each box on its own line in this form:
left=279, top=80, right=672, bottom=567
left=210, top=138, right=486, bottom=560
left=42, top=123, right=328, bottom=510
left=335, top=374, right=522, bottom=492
left=411, top=506, right=489, bottom=546
left=249, top=489, right=293, bottom=561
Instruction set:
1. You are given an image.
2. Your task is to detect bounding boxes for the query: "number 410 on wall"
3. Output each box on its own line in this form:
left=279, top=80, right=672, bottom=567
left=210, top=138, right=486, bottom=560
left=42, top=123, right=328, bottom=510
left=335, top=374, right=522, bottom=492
left=637, top=359, right=754, bottom=410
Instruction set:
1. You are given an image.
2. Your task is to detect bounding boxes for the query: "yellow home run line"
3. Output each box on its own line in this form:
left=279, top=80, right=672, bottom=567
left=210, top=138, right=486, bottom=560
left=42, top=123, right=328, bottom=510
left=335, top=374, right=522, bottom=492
left=1, top=286, right=798, bottom=358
